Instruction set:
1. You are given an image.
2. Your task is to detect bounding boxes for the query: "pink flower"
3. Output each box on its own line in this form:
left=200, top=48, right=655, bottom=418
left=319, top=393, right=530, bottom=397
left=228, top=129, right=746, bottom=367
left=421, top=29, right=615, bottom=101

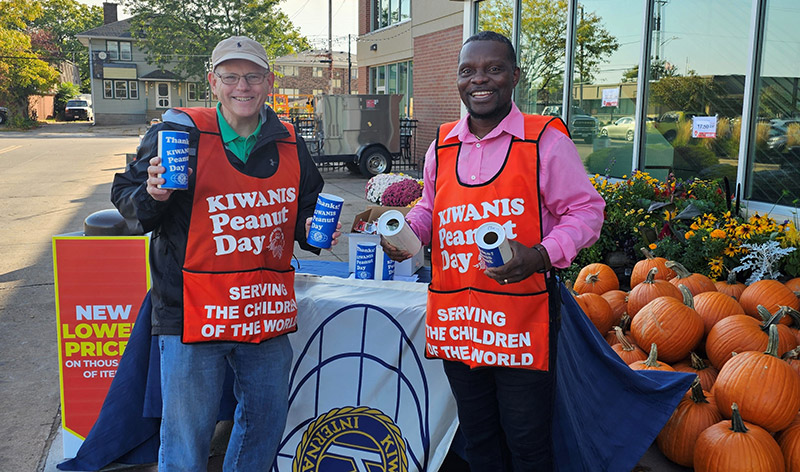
left=380, top=179, right=423, bottom=207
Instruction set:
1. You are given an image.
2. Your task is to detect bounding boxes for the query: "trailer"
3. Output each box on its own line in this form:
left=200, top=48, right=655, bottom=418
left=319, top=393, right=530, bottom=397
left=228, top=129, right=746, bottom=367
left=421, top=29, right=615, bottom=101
left=291, top=94, right=417, bottom=176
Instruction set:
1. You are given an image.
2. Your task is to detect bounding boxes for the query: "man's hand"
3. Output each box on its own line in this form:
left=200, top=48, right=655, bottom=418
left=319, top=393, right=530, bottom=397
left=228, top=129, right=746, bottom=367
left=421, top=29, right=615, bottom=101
left=305, top=217, right=343, bottom=248
left=483, top=240, right=546, bottom=285
left=380, top=236, right=413, bottom=262
left=146, top=156, right=193, bottom=201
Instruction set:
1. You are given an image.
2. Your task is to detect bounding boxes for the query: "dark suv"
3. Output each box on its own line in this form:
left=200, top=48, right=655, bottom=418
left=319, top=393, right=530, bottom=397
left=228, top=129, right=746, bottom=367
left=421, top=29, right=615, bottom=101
left=0, top=106, right=7, bottom=125
left=541, top=105, right=598, bottom=143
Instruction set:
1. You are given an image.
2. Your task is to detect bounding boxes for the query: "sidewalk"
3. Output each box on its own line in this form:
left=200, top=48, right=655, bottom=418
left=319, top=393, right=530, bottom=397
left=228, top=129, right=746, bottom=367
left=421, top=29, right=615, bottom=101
left=41, top=165, right=688, bottom=472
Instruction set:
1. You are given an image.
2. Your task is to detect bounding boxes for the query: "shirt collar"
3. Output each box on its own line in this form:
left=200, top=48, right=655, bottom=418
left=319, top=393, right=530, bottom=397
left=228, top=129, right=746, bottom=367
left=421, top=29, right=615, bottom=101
left=446, top=102, right=525, bottom=143
left=216, top=102, right=262, bottom=144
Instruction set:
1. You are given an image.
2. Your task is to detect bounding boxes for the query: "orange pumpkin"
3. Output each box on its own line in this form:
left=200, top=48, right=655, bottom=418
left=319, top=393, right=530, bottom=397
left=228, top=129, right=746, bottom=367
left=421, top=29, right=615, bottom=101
left=739, top=279, right=800, bottom=325
left=601, top=289, right=628, bottom=323
left=776, top=412, right=800, bottom=472
left=673, top=352, right=719, bottom=392
left=630, top=247, right=676, bottom=288
left=573, top=263, right=619, bottom=295
left=656, top=378, right=723, bottom=467
left=705, top=306, right=798, bottom=370
left=693, top=403, right=784, bottom=471
left=574, top=292, right=616, bottom=335
left=626, top=267, right=682, bottom=319
left=666, top=260, right=717, bottom=296
left=611, top=326, right=647, bottom=365
left=630, top=286, right=704, bottom=363
left=786, top=277, right=800, bottom=295
left=783, top=347, right=800, bottom=377
left=712, top=325, right=800, bottom=432
left=715, top=270, right=747, bottom=300
left=692, top=290, right=745, bottom=337
left=629, top=343, right=675, bottom=371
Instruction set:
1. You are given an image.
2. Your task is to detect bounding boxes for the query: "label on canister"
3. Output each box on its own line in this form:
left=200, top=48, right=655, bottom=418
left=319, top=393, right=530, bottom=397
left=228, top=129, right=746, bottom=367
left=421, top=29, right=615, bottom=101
left=157, top=130, right=190, bottom=190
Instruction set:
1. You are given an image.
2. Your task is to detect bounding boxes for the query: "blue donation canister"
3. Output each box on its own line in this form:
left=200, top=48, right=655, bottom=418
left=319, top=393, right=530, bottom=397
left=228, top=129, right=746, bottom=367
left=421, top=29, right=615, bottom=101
left=355, top=243, right=377, bottom=279
left=157, top=130, right=190, bottom=190
left=307, top=193, right=344, bottom=249
left=381, top=253, right=395, bottom=280
left=475, top=221, right=513, bottom=268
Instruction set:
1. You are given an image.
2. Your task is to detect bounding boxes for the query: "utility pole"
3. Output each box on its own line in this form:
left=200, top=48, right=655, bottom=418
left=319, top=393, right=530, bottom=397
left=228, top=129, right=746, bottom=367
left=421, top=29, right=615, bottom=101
left=579, top=5, right=584, bottom=110
left=328, top=0, right=333, bottom=94
left=347, top=34, right=352, bottom=94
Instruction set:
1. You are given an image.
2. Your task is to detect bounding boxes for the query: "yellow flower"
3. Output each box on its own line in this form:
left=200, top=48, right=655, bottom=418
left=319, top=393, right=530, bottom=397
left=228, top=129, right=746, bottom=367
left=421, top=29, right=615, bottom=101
left=723, top=245, right=738, bottom=257
left=684, top=230, right=695, bottom=240
left=690, top=222, right=700, bottom=231
left=710, top=229, right=727, bottom=239
left=735, top=224, right=754, bottom=239
left=649, top=243, right=657, bottom=250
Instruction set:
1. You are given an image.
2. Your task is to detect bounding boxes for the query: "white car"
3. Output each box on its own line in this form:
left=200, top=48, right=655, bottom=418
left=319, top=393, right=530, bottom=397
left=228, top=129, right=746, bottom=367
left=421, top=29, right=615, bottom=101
left=601, top=116, right=635, bottom=141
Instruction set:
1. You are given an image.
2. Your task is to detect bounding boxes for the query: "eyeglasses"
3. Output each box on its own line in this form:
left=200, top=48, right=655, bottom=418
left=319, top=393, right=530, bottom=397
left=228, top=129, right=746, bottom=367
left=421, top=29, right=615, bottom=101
left=214, top=72, right=268, bottom=85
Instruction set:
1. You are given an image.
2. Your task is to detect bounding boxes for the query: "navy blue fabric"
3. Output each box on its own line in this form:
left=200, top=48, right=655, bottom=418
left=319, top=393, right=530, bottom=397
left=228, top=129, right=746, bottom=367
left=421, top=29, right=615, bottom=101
left=553, top=283, right=694, bottom=471
left=58, top=262, right=692, bottom=471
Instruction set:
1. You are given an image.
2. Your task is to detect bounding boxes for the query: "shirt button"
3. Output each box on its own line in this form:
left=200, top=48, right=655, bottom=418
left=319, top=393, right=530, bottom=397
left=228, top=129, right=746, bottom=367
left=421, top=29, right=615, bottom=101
left=476, top=143, right=481, bottom=148
left=471, top=175, right=476, bottom=181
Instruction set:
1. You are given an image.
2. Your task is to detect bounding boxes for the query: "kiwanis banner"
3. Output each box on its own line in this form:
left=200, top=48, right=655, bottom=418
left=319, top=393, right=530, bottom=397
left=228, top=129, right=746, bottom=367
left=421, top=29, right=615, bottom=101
left=276, top=274, right=459, bottom=472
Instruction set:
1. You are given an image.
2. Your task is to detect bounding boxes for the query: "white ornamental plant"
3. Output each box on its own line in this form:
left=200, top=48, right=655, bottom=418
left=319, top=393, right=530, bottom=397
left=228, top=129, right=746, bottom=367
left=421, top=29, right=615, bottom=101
left=365, top=173, right=414, bottom=204
left=732, top=240, right=796, bottom=285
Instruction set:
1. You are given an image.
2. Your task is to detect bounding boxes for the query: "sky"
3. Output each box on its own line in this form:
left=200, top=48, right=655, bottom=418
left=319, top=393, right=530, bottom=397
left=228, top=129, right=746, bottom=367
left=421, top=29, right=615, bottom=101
left=75, top=0, right=358, bottom=50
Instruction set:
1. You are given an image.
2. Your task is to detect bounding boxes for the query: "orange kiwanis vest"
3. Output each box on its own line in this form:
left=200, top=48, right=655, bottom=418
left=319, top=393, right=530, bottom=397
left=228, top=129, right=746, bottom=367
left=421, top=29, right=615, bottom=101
left=427, top=114, right=569, bottom=371
left=178, top=107, right=300, bottom=344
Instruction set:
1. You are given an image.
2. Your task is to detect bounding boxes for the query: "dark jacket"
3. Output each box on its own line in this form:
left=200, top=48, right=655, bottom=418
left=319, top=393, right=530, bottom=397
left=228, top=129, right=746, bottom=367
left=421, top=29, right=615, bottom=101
left=111, top=105, right=324, bottom=335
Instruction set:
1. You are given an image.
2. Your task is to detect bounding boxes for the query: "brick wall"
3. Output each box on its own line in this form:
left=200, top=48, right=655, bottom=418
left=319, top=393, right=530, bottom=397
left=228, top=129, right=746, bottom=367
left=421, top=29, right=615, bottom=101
left=359, top=0, right=370, bottom=35
left=357, top=66, right=369, bottom=93
left=274, top=65, right=354, bottom=95
left=413, top=25, right=463, bottom=156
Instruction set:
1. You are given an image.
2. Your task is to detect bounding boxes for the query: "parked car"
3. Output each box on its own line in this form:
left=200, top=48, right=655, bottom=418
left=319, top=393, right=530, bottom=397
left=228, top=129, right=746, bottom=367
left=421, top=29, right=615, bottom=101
left=64, top=99, right=93, bottom=121
left=0, top=106, right=7, bottom=125
left=766, top=119, right=800, bottom=153
left=653, top=110, right=701, bottom=142
left=541, top=105, right=598, bottom=143
left=600, top=116, right=635, bottom=141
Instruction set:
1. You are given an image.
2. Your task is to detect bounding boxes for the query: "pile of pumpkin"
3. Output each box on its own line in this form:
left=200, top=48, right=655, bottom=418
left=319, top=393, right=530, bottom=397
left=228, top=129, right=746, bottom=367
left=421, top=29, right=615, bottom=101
left=570, top=248, right=800, bottom=471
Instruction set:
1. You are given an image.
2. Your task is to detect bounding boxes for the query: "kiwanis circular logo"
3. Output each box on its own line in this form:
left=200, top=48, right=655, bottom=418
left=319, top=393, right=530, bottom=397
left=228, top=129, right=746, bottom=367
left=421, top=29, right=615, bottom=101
left=292, top=406, right=408, bottom=472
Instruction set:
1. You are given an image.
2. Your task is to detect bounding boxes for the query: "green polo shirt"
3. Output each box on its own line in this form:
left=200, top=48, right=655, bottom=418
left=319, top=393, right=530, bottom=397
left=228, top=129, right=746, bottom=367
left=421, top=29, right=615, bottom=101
left=216, top=102, right=262, bottom=163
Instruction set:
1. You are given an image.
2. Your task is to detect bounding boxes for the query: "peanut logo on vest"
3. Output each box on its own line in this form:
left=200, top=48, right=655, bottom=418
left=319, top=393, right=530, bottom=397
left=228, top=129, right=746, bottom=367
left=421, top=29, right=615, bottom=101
left=293, top=406, right=407, bottom=472
left=206, top=187, right=297, bottom=256
left=436, top=198, right=526, bottom=273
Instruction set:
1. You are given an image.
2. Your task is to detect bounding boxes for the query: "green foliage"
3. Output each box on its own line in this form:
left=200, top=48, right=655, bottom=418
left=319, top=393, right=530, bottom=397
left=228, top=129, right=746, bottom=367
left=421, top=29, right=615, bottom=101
left=650, top=74, right=723, bottom=113
left=54, top=82, right=80, bottom=118
left=121, top=0, right=311, bottom=82
left=478, top=0, right=619, bottom=103
left=29, top=0, right=104, bottom=92
left=0, top=0, right=61, bottom=117
left=672, top=145, right=719, bottom=179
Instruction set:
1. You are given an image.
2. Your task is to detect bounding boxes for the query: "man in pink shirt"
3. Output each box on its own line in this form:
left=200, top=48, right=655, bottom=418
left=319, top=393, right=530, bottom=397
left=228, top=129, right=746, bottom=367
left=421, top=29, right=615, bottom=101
left=382, top=31, right=604, bottom=471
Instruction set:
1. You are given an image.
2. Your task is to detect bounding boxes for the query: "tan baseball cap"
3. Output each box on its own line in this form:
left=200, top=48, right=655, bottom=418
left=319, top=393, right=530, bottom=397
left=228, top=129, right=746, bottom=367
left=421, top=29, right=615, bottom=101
left=211, top=36, right=269, bottom=70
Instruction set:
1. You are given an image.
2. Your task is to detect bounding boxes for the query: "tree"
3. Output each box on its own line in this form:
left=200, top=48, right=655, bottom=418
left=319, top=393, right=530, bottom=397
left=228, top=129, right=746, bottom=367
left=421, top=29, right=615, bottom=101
left=477, top=0, right=619, bottom=107
left=0, top=0, right=60, bottom=121
left=649, top=73, right=722, bottom=113
left=621, top=59, right=679, bottom=83
left=29, top=0, right=104, bottom=91
left=121, top=0, right=310, bottom=82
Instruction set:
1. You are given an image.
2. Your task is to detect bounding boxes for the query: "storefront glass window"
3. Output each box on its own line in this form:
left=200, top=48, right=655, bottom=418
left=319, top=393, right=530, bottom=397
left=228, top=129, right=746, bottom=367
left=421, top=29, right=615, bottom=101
left=476, top=0, right=514, bottom=46
left=747, top=0, right=800, bottom=204
left=572, top=1, right=643, bottom=176
left=642, top=0, right=751, bottom=182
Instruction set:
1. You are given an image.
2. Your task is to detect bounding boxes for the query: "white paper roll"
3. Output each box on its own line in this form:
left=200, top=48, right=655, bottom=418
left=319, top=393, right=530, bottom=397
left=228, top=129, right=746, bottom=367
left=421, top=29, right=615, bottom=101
left=377, top=210, right=422, bottom=255
left=475, top=222, right=513, bottom=268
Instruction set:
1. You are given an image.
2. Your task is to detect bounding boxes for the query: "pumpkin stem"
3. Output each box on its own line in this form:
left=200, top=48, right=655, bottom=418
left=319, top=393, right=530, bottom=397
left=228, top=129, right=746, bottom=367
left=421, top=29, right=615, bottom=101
left=644, top=267, right=659, bottom=284
left=618, top=313, right=631, bottom=331
left=764, top=324, right=780, bottom=358
left=586, top=272, right=600, bottom=286
left=565, top=279, right=577, bottom=295
left=729, top=403, right=748, bottom=433
left=689, top=377, right=709, bottom=404
left=758, top=305, right=786, bottom=331
left=782, top=306, right=800, bottom=328
left=666, top=260, right=691, bottom=278
left=614, top=326, right=636, bottom=352
left=689, top=351, right=709, bottom=370
left=644, top=343, right=662, bottom=367
left=678, top=284, right=694, bottom=309
left=640, top=247, right=656, bottom=260
left=782, top=346, right=800, bottom=361
left=725, top=269, right=738, bottom=285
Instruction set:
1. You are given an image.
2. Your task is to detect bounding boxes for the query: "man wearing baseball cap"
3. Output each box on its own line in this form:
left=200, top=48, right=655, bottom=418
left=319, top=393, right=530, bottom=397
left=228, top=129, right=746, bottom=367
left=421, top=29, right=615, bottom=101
left=112, top=35, right=340, bottom=470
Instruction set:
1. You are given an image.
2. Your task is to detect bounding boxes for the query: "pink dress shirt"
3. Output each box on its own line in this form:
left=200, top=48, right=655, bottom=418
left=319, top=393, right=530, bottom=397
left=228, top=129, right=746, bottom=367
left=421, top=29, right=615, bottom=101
left=405, top=102, right=605, bottom=269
